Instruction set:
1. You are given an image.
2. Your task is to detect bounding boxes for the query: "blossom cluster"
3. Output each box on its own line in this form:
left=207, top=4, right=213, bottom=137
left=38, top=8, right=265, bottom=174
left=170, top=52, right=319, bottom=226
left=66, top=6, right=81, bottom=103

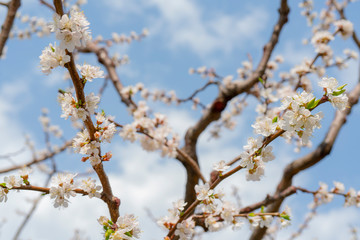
left=50, top=9, right=91, bottom=52
left=158, top=183, right=291, bottom=240
left=49, top=173, right=78, bottom=208
left=49, top=173, right=101, bottom=208
left=58, top=92, right=100, bottom=121
left=238, top=137, right=275, bottom=181
left=72, top=112, right=116, bottom=166
left=77, top=63, right=104, bottom=83
left=119, top=101, right=179, bottom=158
left=157, top=199, right=188, bottom=232
left=188, top=65, right=218, bottom=79
left=318, top=77, right=348, bottom=111
left=310, top=181, right=360, bottom=209
left=0, top=169, right=101, bottom=208
left=299, top=0, right=354, bottom=67
left=109, top=28, right=149, bottom=44
left=98, top=215, right=141, bottom=239
left=40, top=42, right=70, bottom=74
left=10, top=13, right=51, bottom=40
left=278, top=91, right=324, bottom=145
left=40, top=8, right=105, bottom=81
left=0, top=168, right=32, bottom=202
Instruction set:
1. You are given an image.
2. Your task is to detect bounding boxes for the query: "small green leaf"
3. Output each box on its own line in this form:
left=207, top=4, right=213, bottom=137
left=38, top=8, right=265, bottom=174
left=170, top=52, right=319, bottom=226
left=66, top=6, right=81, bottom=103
left=125, top=232, right=132, bottom=237
left=305, top=97, right=317, bottom=109
left=261, top=205, right=265, bottom=213
left=248, top=213, right=256, bottom=217
left=314, top=99, right=321, bottom=107
left=75, top=100, right=83, bottom=109
left=105, top=229, right=114, bottom=239
left=337, top=84, right=347, bottom=91
left=332, top=89, right=346, bottom=96
left=58, top=89, right=66, bottom=95
left=258, top=77, right=264, bottom=85
left=280, top=214, right=291, bottom=221
left=0, top=183, right=6, bottom=187
left=272, top=116, right=278, bottom=123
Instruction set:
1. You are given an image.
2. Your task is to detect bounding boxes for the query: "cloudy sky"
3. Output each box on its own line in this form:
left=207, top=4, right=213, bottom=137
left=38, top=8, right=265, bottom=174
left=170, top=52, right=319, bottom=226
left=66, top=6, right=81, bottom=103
left=1, top=0, right=360, bottom=239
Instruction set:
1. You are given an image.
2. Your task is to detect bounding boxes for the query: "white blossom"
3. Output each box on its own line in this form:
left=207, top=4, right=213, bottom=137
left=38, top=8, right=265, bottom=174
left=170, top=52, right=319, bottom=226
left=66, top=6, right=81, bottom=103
left=51, top=9, right=91, bottom=52
left=279, top=206, right=292, bottom=228
left=332, top=181, right=345, bottom=193
left=344, top=188, right=360, bottom=207
left=334, top=19, right=354, bottom=39
left=243, top=137, right=262, bottom=154
left=119, top=124, right=138, bottom=142
left=213, top=160, right=230, bottom=172
left=76, top=64, right=104, bottom=82
left=314, top=182, right=334, bottom=205
left=221, top=201, right=238, bottom=223
left=246, top=160, right=265, bottom=181
left=205, top=215, right=224, bottom=232
left=113, top=214, right=141, bottom=239
left=174, top=218, right=195, bottom=240
left=329, top=94, right=348, bottom=111
left=4, top=175, right=22, bottom=188
left=101, top=122, right=117, bottom=143
left=80, top=178, right=102, bottom=198
left=259, top=215, right=273, bottom=228
left=195, top=183, right=213, bottom=201
left=39, top=42, right=70, bottom=74
left=261, top=146, right=275, bottom=162
left=311, top=31, right=334, bottom=46
left=173, top=199, right=187, bottom=212
left=85, top=93, right=100, bottom=116
left=19, top=167, right=32, bottom=178
left=252, top=117, right=277, bottom=137
left=49, top=173, right=77, bottom=208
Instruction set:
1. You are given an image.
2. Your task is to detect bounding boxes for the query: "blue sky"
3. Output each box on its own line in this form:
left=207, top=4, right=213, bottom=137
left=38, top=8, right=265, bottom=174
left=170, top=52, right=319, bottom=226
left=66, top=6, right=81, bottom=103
left=1, top=0, right=360, bottom=239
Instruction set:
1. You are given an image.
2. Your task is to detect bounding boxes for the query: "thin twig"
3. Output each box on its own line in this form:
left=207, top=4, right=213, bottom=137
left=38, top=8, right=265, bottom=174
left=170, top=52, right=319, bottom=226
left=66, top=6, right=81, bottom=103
left=39, top=0, right=55, bottom=11
left=0, top=141, right=71, bottom=174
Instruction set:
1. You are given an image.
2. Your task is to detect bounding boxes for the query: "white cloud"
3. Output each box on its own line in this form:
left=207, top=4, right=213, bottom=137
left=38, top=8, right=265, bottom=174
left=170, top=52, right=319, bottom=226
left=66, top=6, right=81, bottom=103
left=0, top=80, right=32, bottom=166
left=104, top=0, right=268, bottom=58
left=0, top=187, right=107, bottom=240
left=278, top=207, right=360, bottom=240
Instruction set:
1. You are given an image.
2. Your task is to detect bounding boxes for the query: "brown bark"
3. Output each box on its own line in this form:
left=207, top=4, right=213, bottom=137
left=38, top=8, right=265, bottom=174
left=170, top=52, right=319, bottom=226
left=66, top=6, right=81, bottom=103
left=180, top=0, right=290, bottom=211
left=0, top=0, right=21, bottom=57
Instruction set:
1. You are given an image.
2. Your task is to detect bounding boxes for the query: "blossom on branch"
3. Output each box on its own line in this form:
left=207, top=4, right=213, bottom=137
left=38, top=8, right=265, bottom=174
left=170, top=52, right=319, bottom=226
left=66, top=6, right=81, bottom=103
left=80, top=177, right=102, bottom=198
left=39, top=42, right=70, bottom=74
left=76, top=63, right=104, bottom=82
left=98, top=214, right=141, bottom=239
left=50, top=9, right=91, bottom=52
left=49, top=173, right=77, bottom=208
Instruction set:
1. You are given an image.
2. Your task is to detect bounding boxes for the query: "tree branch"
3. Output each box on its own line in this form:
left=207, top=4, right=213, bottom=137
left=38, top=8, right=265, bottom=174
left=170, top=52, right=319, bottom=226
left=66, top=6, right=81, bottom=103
left=179, top=0, right=290, bottom=207
left=53, top=0, right=120, bottom=222
left=0, top=0, right=21, bottom=57
left=249, top=81, right=360, bottom=240
left=0, top=140, right=71, bottom=174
